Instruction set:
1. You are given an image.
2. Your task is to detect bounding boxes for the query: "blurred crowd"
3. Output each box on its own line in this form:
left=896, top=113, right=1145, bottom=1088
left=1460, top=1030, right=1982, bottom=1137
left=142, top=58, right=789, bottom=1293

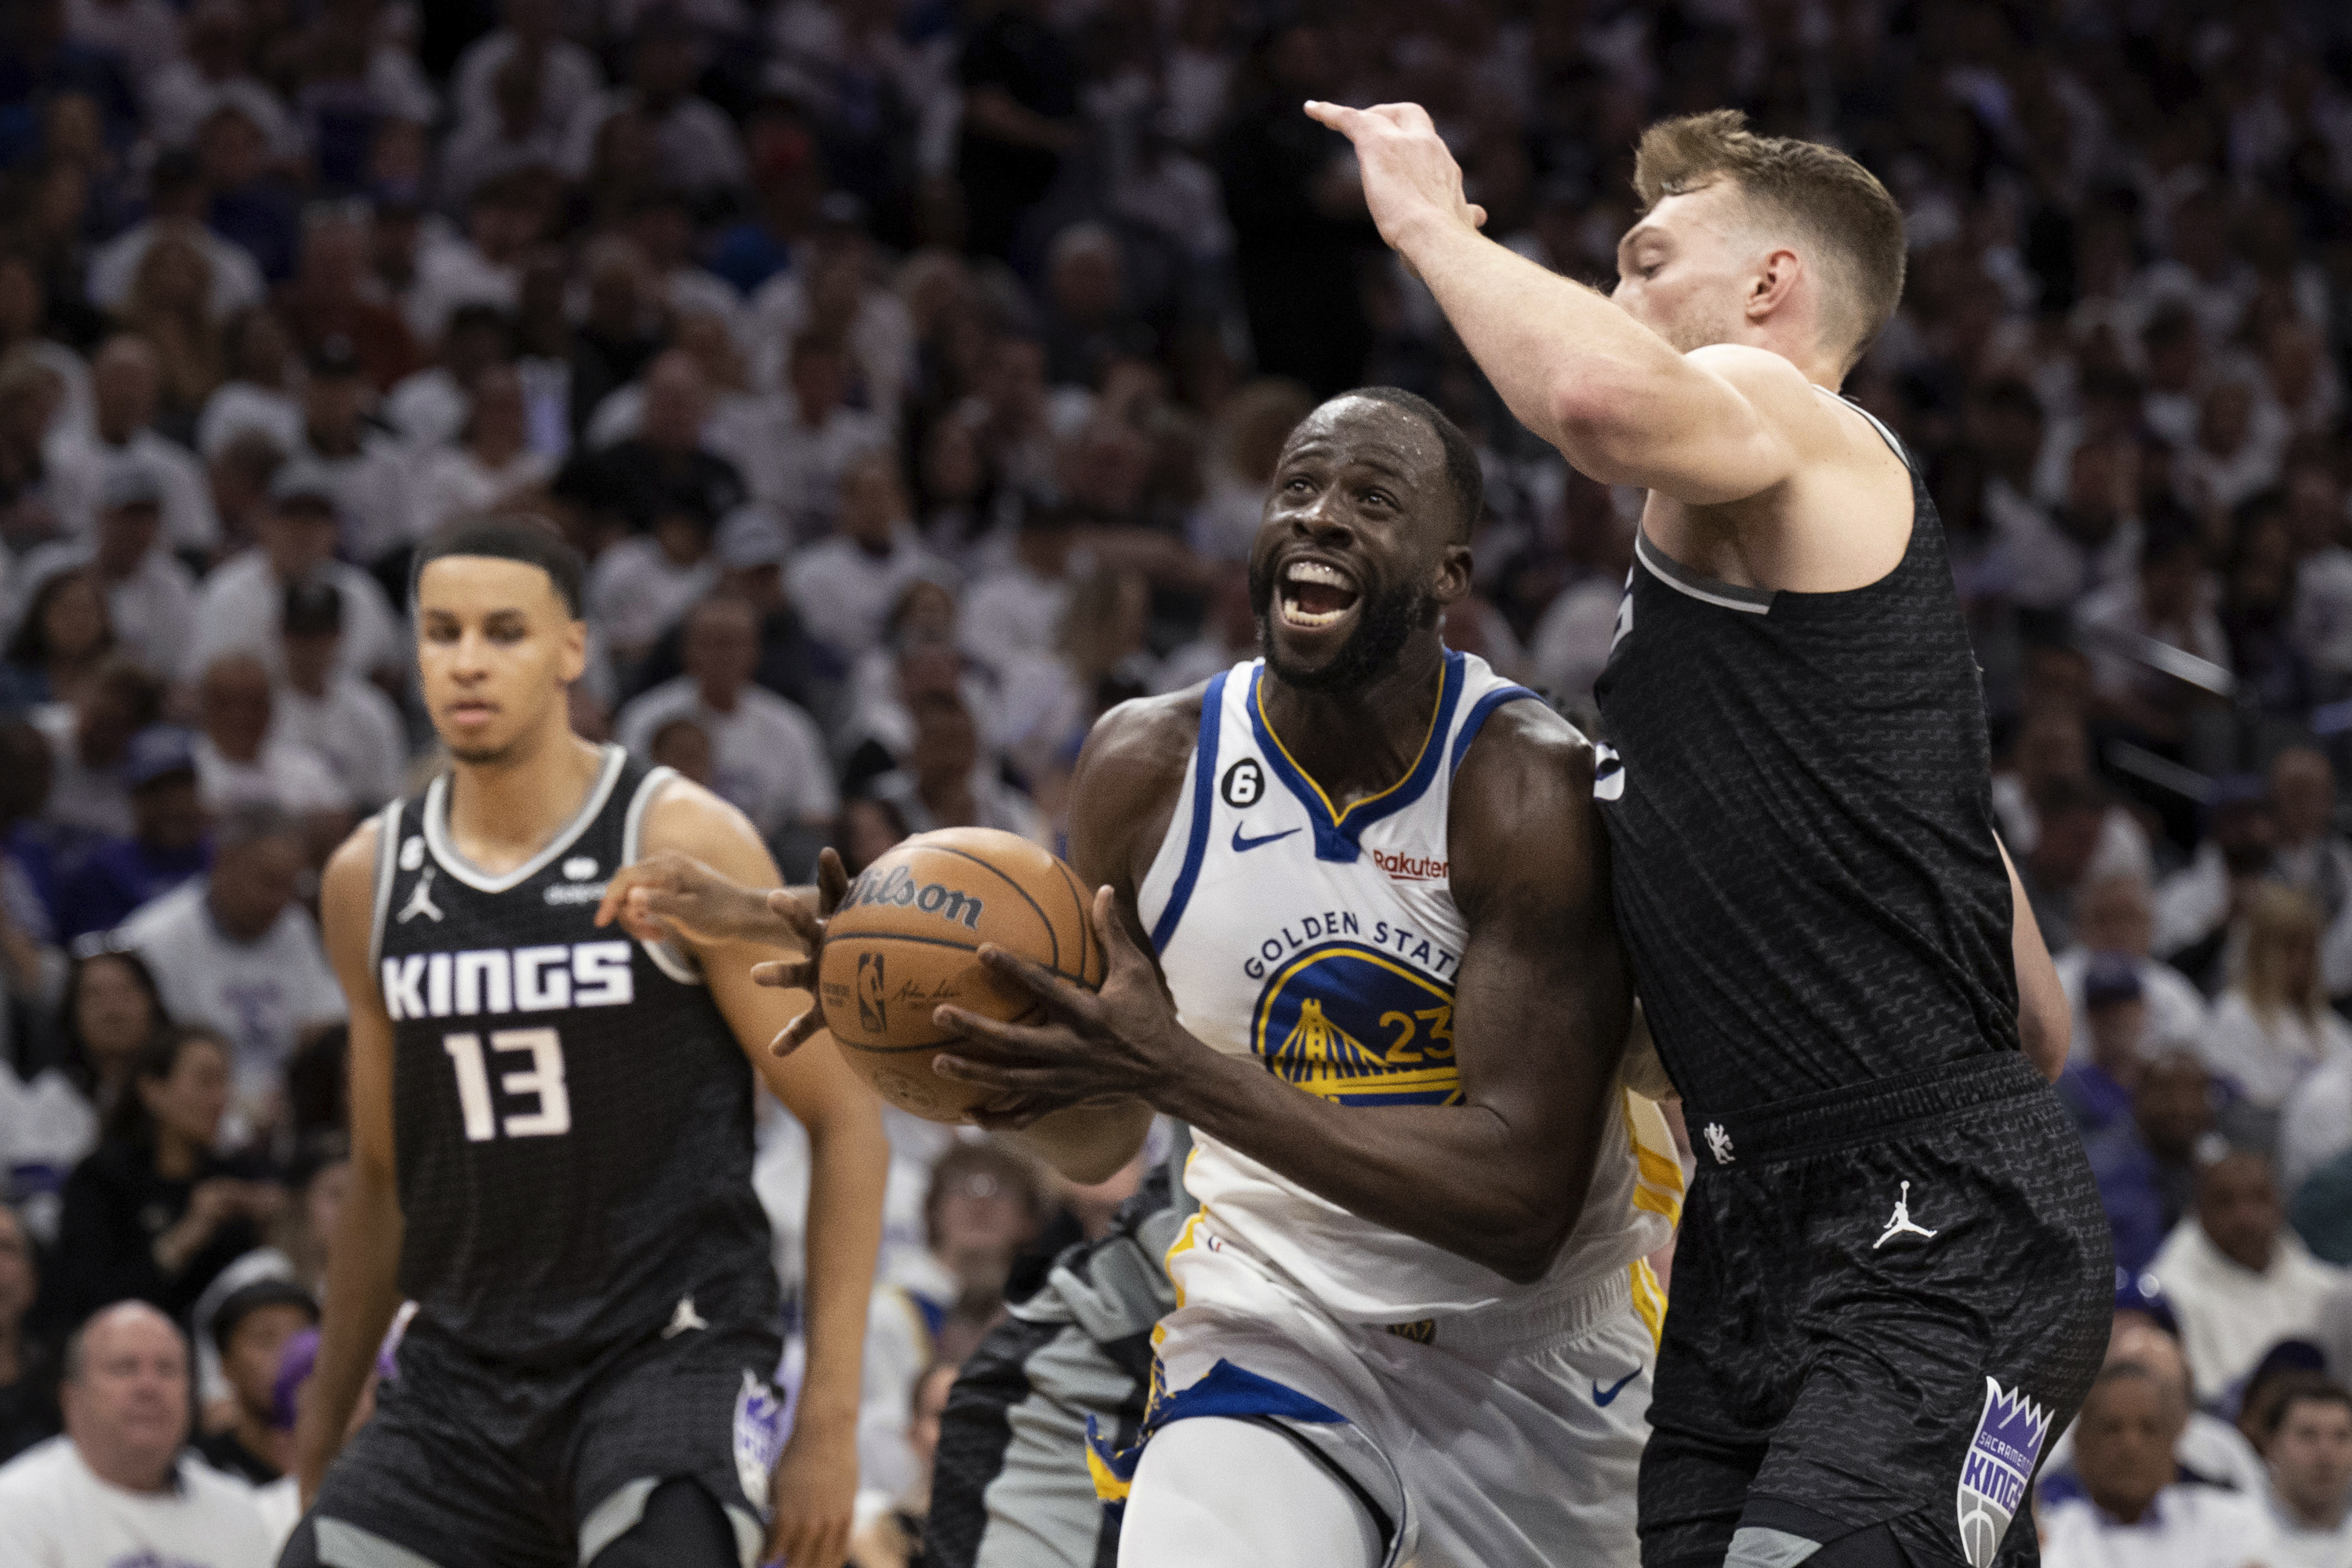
left=0, top=0, right=2349, bottom=1561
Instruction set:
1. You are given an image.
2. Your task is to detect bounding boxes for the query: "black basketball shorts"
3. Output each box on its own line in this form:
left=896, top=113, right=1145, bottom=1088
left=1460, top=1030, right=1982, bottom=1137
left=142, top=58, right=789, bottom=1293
left=1640, top=1053, right=2114, bottom=1568
left=281, top=1307, right=786, bottom=1568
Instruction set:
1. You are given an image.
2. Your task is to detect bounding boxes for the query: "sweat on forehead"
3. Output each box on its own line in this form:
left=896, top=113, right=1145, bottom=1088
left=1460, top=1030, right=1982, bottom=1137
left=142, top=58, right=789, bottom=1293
left=1287, top=387, right=1483, bottom=536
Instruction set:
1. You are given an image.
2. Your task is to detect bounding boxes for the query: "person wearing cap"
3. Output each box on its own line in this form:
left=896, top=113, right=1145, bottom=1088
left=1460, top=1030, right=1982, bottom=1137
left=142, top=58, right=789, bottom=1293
left=183, top=457, right=403, bottom=688
left=786, top=449, right=948, bottom=666
left=272, top=580, right=406, bottom=809
left=9, top=457, right=198, bottom=686
left=195, top=1280, right=318, bottom=1485
left=52, top=725, right=209, bottom=943
left=2060, top=955, right=2151, bottom=1136
left=280, top=336, right=415, bottom=568
left=0, top=1301, right=274, bottom=1568
left=45, top=336, right=223, bottom=555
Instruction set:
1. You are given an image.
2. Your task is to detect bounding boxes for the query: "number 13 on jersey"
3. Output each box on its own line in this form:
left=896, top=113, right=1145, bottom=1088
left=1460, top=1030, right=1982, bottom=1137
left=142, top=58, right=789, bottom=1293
left=443, top=1028, right=572, bottom=1141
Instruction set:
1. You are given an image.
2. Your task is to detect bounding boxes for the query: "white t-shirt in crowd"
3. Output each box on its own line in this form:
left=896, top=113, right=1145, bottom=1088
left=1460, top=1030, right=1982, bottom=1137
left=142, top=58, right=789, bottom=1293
left=958, top=561, right=1072, bottom=677
left=195, top=382, right=303, bottom=462
left=2261, top=1484, right=2352, bottom=1568
left=185, top=554, right=405, bottom=688
left=2150, top=1221, right=2351, bottom=1403
left=193, top=733, right=353, bottom=817
left=45, top=429, right=221, bottom=554
left=584, top=538, right=720, bottom=656
left=272, top=677, right=408, bottom=809
left=787, top=528, right=946, bottom=662
left=615, top=678, right=838, bottom=837
left=2054, top=948, right=2209, bottom=1068
left=2201, top=993, right=2352, bottom=1111
left=0, top=1438, right=274, bottom=1568
left=119, top=880, right=347, bottom=1105
left=2039, top=1484, right=2277, bottom=1568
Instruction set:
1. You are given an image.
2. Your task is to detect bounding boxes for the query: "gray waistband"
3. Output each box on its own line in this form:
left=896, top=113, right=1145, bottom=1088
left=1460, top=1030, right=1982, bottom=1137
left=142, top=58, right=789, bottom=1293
left=1379, top=1265, right=1633, bottom=1355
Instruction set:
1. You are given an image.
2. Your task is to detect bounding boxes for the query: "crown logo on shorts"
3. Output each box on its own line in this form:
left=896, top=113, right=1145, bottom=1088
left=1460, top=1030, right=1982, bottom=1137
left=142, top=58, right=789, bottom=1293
left=1976, top=1381, right=2051, bottom=1465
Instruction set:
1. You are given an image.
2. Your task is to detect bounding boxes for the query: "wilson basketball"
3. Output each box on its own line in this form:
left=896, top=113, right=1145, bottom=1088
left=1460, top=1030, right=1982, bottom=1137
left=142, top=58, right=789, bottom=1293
left=818, top=827, right=1105, bottom=1123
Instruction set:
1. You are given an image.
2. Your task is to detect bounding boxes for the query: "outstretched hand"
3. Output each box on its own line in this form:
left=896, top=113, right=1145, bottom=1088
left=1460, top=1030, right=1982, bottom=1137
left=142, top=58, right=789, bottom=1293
left=1304, top=100, right=1486, bottom=261
left=750, top=848, right=853, bottom=1058
left=931, top=885, right=1205, bottom=1117
left=593, top=849, right=791, bottom=949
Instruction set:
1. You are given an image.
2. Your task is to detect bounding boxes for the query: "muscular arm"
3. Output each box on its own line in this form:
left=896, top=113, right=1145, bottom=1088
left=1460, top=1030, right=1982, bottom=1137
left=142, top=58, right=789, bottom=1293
left=634, top=780, right=886, bottom=1567
left=2000, top=837, right=2069, bottom=1082
left=294, top=820, right=408, bottom=1502
left=942, top=703, right=1631, bottom=1284
left=1305, top=101, right=1806, bottom=506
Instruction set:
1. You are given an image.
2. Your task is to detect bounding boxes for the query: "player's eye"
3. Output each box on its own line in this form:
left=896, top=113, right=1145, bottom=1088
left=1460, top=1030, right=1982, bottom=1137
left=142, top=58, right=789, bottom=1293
left=1361, top=488, right=1394, bottom=510
left=1283, top=474, right=1314, bottom=495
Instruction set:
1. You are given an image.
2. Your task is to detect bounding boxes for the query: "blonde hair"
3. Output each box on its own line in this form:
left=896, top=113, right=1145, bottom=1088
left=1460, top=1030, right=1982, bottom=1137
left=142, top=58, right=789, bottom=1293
left=1633, top=110, right=1907, bottom=372
left=2238, top=884, right=2326, bottom=1029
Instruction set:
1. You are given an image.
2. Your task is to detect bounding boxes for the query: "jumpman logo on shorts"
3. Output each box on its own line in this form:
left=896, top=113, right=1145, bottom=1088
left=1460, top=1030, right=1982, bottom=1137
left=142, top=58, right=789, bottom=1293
left=396, top=866, right=443, bottom=924
left=662, top=1295, right=709, bottom=1338
left=1873, top=1181, right=1939, bottom=1249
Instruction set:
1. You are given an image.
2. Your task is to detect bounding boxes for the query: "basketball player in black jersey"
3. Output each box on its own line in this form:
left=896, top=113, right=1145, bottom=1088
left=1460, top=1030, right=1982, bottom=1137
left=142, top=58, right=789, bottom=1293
left=1308, top=104, right=2111, bottom=1567
left=280, top=521, right=887, bottom=1568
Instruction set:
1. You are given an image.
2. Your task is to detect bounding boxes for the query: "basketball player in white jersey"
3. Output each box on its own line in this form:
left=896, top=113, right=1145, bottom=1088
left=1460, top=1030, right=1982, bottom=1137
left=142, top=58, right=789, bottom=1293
left=740, top=386, right=1685, bottom=1568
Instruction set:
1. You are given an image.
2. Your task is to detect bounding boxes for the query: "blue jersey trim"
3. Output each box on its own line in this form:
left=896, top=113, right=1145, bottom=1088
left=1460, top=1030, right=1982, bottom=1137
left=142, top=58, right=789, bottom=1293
left=1447, top=684, right=1541, bottom=774
left=1249, top=652, right=1467, bottom=863
left=1149, top=670, right=1227, bottom=953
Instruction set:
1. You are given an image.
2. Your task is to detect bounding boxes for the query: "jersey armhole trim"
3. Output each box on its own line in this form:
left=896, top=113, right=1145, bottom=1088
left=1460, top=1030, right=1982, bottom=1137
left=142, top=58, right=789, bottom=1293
left=1633, top=530, right=1775, bottom=614
left=1149, top=669, right=1226, bottom=954
left=1446, top=686, right=1541, bottom=774
left=366, top=799, right=403, bottom=975
left=622, top=764, right=706, bottom=986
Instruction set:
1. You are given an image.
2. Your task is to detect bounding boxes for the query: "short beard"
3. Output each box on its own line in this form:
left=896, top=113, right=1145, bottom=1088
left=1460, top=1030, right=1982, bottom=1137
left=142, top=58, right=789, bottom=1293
left=1250, top=564, right=1433, bottom=693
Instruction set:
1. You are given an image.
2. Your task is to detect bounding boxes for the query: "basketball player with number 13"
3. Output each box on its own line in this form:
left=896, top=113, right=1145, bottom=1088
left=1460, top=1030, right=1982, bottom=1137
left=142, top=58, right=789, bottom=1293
left=1307, top=100, right=2114, bottom=1568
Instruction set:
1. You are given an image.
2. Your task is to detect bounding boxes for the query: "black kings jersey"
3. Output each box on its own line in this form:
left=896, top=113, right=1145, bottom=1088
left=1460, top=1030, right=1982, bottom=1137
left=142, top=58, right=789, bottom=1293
left=368, top=745, right=774, bottom=1365
left=1592, top=396, right=2018, bottom=1117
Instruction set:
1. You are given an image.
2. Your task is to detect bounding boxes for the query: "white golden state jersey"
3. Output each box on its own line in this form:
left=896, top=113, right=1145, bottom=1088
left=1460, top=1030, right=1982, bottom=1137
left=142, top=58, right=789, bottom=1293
left=1136, top=652, right=1682, bottom=1323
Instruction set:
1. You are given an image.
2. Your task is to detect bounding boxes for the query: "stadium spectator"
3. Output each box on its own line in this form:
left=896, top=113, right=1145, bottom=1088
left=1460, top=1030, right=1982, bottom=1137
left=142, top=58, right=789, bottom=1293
left=1991, top=708, right=2154, bottom=888
left=84, top=151, right=263, bottom=325
left=0, top=1301, right=271, bottom=1566
left=2158, top=781, right=2281, bottom=977
left=0, top=1207, right=57, bottom=1464
left=789, top=450, right=945, bottom=665
left=48, top=336, right=220, bottom=556
left=2087, top=1051, right=2217, bottom=1278
left=183, top=459, right=403, bottom=688
left=718, top=330, right=892, bottom=539
left=0, top=564, right=111, bottom=710
left=270, top=582, right=405, bottom=811
left=45, top=947, right=166, bottom=1142
left=2056, top=873, right=2209, bottom=1065
left=53, top=727, right=207, bottom=943
left=407, top=361, right=554, bottom=544
left=115, top=806, right=343, bottom=1113
left=2153, top=1150, right=2350, bottom=1403
left=866, top=690, right=1050, bottom=847
left=2060, top=956, right=2148, bottom=1136
left=190, top=653, right=349, bottom=820
left=615, top=594, right=836, bottom=846
left=2259, top=1381, right=2352, bottom=1565
left=2267, top=747, right=2352, bottom=1000
left=193, top=1279, right=314, bottom=1486
left=2040, top=1361, right=2274, bottom=1568
left=9, top=459, right=196, bottom=686
left=2202, top=887, right=2352, bottom=1150
left=270, top=205, right=416, bottom=394
left=49, top=1032, right=278, bottom=1325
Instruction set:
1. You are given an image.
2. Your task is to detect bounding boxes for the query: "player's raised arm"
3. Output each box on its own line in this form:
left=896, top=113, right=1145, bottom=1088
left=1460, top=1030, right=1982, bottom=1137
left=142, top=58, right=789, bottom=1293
left=629, top=778, right=887, bottom=1568
left=937, top=704, right=1628, bottom=1285
left=1305, top=100, right=1812, bottom=506
left=292, top=818, right=408, bottom=1504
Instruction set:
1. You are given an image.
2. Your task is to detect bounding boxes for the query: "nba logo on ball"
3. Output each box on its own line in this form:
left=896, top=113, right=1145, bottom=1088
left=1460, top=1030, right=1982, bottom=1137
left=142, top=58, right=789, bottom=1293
left=1955, top=1377, right=2049, bottom=1566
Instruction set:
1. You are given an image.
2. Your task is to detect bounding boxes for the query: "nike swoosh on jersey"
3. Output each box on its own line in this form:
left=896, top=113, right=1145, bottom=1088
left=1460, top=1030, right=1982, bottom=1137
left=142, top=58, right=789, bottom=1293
left=1593, top=1370, right=1639, bottom=1406
left=1230, top=825, right=1302, bottom=853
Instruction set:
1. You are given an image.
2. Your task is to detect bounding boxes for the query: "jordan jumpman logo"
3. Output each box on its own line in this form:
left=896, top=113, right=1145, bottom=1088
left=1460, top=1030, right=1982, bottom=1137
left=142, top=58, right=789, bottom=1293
left=396, top=866, right=443, bottom=924
left=1873, top=1181, right=1939, bottom=1249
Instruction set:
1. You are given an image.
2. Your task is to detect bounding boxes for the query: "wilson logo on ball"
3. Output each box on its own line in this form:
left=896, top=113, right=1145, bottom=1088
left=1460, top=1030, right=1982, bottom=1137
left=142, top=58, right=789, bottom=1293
left=840, top=865, right=987, bottom=930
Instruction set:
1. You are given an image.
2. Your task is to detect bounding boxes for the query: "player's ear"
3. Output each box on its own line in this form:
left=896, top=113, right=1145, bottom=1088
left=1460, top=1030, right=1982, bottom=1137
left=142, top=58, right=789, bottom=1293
left=558, top=613, right=588, bottom=684
left=1747, top=245, right=1802, bottom=325
left=1431, top=540, right=1473, bottom=606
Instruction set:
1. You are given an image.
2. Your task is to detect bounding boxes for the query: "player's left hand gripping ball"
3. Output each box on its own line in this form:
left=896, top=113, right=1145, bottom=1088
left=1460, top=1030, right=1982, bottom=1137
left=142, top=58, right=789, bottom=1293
left=931, top=886, right=1195, bottom=1116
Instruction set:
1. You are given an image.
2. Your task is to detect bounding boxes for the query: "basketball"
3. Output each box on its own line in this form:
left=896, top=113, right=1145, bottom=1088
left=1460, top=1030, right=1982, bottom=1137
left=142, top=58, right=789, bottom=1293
left=818, top=827, right=1105, bottom=1123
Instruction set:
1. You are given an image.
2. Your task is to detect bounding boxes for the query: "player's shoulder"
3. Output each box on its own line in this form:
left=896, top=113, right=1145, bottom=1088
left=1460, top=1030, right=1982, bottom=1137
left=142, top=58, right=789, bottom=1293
left=635, top=768, right=766, bottom=862
left=1454, top=695, right=1597, bottom=796
left=1076, top=684, right=1209, bottom=793
left=321, top=808, right=390, bottom=909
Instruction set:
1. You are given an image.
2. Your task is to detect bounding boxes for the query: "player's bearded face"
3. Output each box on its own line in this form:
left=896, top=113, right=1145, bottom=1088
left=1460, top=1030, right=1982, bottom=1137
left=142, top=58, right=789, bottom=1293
left=1249, top=553, right=1434, bottom=692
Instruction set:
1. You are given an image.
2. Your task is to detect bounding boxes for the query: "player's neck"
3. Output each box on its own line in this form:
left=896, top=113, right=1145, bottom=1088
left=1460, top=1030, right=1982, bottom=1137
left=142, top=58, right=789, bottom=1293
left=1260, top=641, right=1446, bottom=808
left=443, top=727, right=608, bottom=875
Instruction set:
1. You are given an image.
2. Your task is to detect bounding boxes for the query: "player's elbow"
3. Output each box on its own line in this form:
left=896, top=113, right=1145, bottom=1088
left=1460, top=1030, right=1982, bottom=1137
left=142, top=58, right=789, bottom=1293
left=1546, top=380, right=1646, bottom=487
left=1471, top=1205, right=1573, bottom=1286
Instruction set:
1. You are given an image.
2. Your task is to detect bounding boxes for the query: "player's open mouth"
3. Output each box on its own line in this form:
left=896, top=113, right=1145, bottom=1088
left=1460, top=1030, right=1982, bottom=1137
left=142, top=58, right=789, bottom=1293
left=1278, top=559, right=1360, bottom=629
left=448, top=701, right=497, bottom=726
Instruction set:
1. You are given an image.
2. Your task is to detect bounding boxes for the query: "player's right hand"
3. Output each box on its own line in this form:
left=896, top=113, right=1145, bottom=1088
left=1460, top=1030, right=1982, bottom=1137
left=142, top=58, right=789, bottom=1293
left=751, top=847, right=851, bottom=1057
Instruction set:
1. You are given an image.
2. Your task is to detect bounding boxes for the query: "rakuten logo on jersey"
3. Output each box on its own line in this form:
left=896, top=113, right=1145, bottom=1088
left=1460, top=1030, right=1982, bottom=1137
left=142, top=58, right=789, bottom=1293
left=381, top=941, right=634, bottom=1021
left=1370, top=848, right=1448, bottom=883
